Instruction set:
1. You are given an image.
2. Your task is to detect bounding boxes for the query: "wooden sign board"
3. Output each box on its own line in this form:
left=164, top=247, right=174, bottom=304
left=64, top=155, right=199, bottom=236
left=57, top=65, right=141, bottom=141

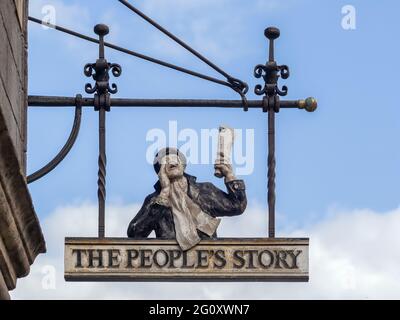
left=65, top=238, right=309, bottom=282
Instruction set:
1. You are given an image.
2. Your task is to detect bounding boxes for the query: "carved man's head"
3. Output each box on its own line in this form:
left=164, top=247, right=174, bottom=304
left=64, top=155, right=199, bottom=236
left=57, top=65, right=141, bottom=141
left=153, top=148, right=187, bottom=179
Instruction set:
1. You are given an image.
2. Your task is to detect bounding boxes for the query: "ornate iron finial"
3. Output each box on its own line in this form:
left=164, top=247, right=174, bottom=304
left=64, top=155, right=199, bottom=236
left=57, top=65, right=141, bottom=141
left=254, top=27, right=290, bottom=113
left=84, top=24, right=122, bottom=111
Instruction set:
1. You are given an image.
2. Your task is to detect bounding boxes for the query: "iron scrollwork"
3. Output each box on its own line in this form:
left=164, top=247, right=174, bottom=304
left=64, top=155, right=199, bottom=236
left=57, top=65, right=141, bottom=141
left=254, top=27, right=290, bottom=113
left=84, top=62, right=122, bottom=95
left=84, top=24, right=122, bottom=111
left=254, top=63, right=289, bottom=97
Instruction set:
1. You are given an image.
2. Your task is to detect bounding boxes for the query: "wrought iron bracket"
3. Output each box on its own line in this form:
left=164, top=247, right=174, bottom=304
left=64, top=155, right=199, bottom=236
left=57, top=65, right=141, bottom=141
left=27, top=23, right=318, bottom=242
left=27, top=94, right=83, bottom=184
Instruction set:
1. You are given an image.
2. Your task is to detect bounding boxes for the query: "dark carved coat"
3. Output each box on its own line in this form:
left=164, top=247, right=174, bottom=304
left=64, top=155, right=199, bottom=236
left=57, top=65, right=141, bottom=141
left=127, top=174, right=247, bottom=239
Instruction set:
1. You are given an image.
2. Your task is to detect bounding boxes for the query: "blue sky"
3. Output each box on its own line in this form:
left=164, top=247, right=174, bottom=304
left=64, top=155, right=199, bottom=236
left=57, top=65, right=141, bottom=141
left=11, top=0, right=400, bottom=300
left=27, top=0, right=400, bottom=231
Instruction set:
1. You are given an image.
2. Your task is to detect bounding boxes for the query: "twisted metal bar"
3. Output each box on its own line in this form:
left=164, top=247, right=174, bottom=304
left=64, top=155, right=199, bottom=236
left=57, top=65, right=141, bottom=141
left=255, top=27, right=285, bottom=238
left=98, top=107, right=107, bottom=238
left=253, top=28, right=318, bottom=238
left=267, top=29, right=278, bottom=239
left=267, top=106, right=276, bottom=238
left=27, top=95, right=83, bottom=184
left=84, top=24, right=120, bottom=239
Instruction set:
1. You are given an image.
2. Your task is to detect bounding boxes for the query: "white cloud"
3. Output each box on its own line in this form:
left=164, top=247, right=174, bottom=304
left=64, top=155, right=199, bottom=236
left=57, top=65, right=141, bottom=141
left=10, top=201, right=400, bottom=299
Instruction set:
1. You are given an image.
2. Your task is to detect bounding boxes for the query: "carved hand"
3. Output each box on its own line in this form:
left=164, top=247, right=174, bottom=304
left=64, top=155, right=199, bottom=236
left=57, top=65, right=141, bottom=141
left=214, top=163, right=236, bottom=183
left=158, top=164, right=170, bottom=199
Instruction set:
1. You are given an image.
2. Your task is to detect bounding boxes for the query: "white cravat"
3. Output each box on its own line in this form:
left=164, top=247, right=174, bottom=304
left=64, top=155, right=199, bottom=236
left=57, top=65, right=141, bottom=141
left=167, top=177, right=220, bottom=251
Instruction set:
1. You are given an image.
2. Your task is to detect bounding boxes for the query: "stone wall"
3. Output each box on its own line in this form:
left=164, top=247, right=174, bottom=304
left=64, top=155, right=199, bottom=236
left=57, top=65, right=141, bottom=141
left=0, top=0, right=28, bottom=171
left=0, top=0, right=46, bottom=300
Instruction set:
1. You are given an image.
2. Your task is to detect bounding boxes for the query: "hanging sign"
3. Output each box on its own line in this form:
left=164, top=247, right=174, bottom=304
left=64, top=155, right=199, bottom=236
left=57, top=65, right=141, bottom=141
left=65, top=238, right=309, bottom=281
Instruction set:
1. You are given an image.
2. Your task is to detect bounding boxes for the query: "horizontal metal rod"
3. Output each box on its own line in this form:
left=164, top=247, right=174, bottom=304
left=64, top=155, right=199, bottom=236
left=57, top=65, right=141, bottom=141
left=28, top=95, right=303, bottom=109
